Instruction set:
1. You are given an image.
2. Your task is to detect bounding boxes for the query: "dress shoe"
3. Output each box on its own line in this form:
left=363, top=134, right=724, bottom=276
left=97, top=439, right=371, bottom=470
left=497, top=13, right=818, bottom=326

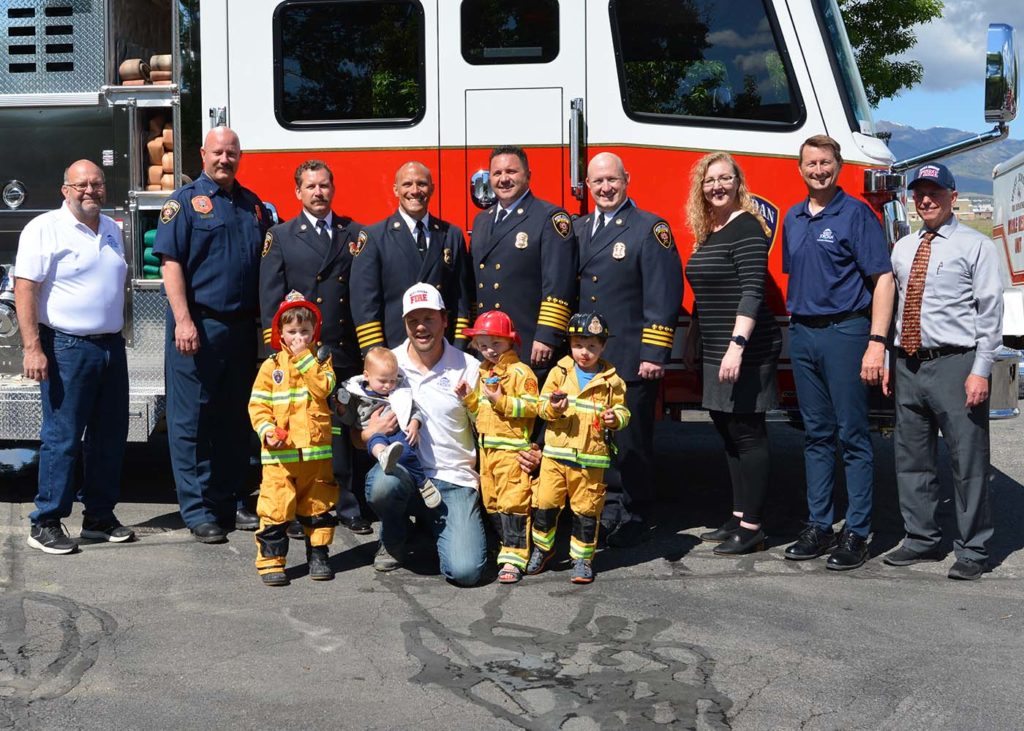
left=342, top=516, right=373, bottom=535
left=191, top=522, right=227, bottom=544
left=826, top=530, right=868, bottom=571
left=883, top=544, right=943, bottom=566
left=606, top=518, right=645, bottom=548
left=784, top=525, right=836, bottom=560
left=700, top=518, right=741, bottom=543
left=306, top=545, right=334, bottom=581
left=948, top=557, right=986, bottom=581
left=713, top=528, right=766, bottom=556
left=235, top=508, right=259, bottom=531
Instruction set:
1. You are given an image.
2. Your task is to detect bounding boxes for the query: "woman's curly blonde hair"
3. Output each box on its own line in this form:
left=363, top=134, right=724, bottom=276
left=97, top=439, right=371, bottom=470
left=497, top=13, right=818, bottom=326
left=686, top=152, right=770, bottom=251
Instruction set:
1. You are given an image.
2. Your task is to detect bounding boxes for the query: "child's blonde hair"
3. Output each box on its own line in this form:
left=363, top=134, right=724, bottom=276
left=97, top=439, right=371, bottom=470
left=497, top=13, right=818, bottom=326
left=364, top=346, right=398, bottom=373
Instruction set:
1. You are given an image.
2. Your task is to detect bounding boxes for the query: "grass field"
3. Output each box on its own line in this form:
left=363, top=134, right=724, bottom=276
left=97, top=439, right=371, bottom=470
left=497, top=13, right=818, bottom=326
left=910, top=217, right=993, bottom=238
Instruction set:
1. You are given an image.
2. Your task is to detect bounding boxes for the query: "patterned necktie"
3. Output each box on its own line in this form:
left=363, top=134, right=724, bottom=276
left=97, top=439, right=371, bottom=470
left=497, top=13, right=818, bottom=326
left=415, top=220, right=427, bottom=259
left=496, top=208, right=509, bottom=225
left=900, top=230, right=936, bottom=355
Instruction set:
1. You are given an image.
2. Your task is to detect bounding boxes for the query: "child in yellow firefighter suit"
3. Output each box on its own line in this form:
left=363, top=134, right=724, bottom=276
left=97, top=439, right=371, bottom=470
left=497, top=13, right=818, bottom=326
left=455, top=310, right=539, bottom=585
left=249, top=291, right=338, bottom=587
left=528, top=312, right=630, bottom=584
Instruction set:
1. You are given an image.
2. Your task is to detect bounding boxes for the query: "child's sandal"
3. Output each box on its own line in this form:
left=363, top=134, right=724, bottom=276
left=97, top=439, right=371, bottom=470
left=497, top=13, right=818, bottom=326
left=497, top=564, right=523, bottom=584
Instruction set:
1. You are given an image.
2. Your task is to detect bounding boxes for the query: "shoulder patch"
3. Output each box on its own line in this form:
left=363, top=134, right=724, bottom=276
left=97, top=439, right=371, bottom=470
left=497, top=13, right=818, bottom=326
left=524, top=378, right=538, bottom=395
left=262, top=231, right=273, bottom=257
left=159, top=199, right=181, bottom=225
left=551, top=212, right=572, bottom=239
left=350, top=230, right=367, bottom=257
left=653, top=221, right=673, bottom=249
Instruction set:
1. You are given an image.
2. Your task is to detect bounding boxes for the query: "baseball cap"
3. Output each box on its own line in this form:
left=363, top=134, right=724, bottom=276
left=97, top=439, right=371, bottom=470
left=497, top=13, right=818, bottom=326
left=401, top=282, right=445, bottom=317
left=908, top=163, right=956, bottom=191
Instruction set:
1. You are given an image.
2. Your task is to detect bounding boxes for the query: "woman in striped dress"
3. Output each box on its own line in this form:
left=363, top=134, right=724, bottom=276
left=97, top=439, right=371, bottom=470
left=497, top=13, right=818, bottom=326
left=683, top=152, right=783, bottom=555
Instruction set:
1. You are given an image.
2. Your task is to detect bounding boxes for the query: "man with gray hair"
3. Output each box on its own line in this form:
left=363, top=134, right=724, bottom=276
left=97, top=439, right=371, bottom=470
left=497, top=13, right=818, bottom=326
left=15, top=159, right=133, bottom=553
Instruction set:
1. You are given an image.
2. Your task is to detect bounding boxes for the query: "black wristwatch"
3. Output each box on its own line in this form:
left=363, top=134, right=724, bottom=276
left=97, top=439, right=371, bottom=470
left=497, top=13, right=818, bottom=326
left=868, top=334, right=887, bottom=345
left=730, top=335, right=747, bottom=348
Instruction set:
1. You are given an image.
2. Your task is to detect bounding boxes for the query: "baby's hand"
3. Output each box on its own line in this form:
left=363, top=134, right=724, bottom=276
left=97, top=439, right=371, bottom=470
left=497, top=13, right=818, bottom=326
left=405, top=419, right=421, bottom=447
left=549, top=391, right=568, bottom=414
left=601, top=409, right=619, bottom=427
left=454, top=379, right=471, bottom=400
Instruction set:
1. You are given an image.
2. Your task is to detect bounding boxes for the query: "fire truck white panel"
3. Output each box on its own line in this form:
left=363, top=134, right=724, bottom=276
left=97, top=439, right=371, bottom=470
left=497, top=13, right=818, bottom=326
left=465, top=88, right=564, bottom=148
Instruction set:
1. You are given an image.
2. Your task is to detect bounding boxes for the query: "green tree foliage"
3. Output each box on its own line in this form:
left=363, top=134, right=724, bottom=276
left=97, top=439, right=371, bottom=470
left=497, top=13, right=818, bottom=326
left=838, top=0, right=944, bottom=106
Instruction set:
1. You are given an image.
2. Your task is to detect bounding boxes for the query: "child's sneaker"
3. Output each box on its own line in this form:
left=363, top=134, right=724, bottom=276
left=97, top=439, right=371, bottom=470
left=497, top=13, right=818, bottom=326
left=261, top=570, right=289, bottom=587
left=570, top=558, right=594, bottom=584
left=419, top=478, right=441, bottom=508
left=378, top=442, right=404, bottom=474
left=526, top=546, right=553, bottom=575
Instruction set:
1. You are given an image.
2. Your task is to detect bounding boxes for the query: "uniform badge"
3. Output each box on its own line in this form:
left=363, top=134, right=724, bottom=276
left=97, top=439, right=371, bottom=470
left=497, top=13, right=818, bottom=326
left=612, top=242, right=626, bottom=260
left=272, top=369, right=284, bottom=384
left=159, top=199, right=180, bottom=224
left=653, top=222, right=673, bottom=249
left=443, top=248, right=452, bottom=265
left=515, top=232, right=529, bottom=249
left=191, top=195, right=213, bottom=215
left=262, top=231, right=273, bottom=257
left=552, top=212, right=572, bottom=239
left=350, top=230, right=367, bottom=256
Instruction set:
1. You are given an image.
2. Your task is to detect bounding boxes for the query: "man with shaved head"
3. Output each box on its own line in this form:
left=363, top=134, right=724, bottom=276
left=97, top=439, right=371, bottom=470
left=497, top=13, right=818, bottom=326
left=155, top=126, right=272, bottom=543
left=15, top=160, right=133, bottom=553
left=576, top=152, right=683, bottom=546
left=351, top=161, right=474, bottom=352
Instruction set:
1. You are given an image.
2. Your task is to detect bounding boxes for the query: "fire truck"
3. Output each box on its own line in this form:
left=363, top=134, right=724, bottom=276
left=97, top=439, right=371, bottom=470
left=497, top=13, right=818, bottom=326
left=0, top=0, right=1019, bottom=441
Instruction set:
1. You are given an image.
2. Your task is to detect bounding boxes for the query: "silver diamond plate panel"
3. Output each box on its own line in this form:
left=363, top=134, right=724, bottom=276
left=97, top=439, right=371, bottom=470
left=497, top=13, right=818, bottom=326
left=1, top=0, right=107, bottom=95
left=127, top=287, right=168, bottom=387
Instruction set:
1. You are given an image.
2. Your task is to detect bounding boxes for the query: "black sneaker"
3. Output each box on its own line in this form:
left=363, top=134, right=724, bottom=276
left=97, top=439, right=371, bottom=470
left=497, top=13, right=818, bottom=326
left=27, top=522, right=77, bottom=555
left=784, top=525, right=836, bottom=561
left=826, top=530, right=868, bottom=571
left=882, top=544, right=943, bottom=566
left=948, top=557, right=986, bottom=581
left=81, top=516, right=135, bottom=543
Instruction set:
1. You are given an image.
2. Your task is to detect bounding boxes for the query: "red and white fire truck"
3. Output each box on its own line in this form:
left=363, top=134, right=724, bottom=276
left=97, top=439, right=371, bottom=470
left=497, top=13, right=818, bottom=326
left=0, top=0, right=1018, bottom=441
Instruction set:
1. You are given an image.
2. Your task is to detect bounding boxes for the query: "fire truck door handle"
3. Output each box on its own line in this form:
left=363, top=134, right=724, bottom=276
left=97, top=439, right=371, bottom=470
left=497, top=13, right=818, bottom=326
left=569, top=98, right=586, bottom=202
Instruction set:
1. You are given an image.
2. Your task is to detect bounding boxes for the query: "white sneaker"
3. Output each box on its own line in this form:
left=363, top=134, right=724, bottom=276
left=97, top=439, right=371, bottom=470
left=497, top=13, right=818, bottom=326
left=419, top=478, right=442, bottom=509
left=378, top=442, right=404, bottom=474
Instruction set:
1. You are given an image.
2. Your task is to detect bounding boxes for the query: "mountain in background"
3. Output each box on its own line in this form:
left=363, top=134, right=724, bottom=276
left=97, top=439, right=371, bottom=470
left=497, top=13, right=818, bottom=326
left=876, top=121, right=1024, bottom=197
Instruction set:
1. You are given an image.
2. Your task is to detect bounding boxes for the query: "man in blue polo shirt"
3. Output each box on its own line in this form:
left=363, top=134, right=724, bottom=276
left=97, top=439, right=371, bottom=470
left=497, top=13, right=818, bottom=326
left=781, top=134, right=894, bottom=571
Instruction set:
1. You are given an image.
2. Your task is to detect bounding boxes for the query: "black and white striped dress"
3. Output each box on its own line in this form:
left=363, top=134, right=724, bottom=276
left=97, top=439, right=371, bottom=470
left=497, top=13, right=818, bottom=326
left=685, top=212, right=782, bottom=413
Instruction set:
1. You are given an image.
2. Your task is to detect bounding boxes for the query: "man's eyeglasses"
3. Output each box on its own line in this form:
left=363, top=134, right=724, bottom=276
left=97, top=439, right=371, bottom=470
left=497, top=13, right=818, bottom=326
left=701, top=174, right=736, bottom=188
left=64, top=181, right=105, bottom=192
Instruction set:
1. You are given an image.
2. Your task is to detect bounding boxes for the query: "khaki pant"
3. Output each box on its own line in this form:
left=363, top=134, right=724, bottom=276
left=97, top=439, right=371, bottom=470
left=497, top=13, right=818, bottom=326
left=480, top=447, right=533, bottom=570
left=255, top=458, right=337, bottom=575
left=532, top=457, right=606, bottom=561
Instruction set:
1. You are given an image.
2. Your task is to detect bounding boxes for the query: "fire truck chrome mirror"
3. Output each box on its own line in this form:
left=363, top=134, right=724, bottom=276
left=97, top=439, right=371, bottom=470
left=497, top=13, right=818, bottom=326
left=3, top=180, right=26, bottom=210
left=985, top=23, right=1018, bottom=125
left=863, top=170, right=904, bottom=195
left=470, top=169, right=496, bottom=210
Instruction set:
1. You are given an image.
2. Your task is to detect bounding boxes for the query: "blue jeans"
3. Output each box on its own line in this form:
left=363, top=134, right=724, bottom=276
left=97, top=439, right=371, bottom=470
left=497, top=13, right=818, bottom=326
left=789, top=318, right=873, bottom=536
left=365, top=465, right=487, bottom=586
left=32, top=328, right=128, bottom=525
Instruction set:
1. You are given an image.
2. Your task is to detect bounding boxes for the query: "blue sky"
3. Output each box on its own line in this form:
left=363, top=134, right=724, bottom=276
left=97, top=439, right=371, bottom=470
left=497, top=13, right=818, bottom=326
left=869, top=0, right=1023, bottom=140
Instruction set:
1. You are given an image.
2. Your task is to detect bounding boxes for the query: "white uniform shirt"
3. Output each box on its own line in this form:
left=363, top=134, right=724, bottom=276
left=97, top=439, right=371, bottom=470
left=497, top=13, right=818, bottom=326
left=394, top=338, right=481, bottom=488
left=15, top=203, right=127, bottom=335
left=398, top=209, right=431, bottom=250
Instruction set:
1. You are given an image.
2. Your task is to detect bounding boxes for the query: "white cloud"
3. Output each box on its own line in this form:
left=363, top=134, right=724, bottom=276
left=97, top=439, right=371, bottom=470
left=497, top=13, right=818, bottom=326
left=891, top=0, right=1024, bottom=91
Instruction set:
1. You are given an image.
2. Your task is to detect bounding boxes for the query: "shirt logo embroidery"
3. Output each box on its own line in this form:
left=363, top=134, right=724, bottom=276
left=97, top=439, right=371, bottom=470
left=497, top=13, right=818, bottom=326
left=817, top=228, right=835, bottom=243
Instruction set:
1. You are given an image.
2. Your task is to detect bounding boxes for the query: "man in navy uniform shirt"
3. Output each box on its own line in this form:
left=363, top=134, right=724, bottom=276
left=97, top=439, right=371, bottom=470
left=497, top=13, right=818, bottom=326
left=470, top=146, right=578, bottom=369
left=575, top=152, right=683, bottom=546
left=154, top=127, right=271, bottom=544
left=350, top=161, right=474, bottom=353
left=260, top=159, right=370, bottom=535
left=781, top=134, right=894, bottom=571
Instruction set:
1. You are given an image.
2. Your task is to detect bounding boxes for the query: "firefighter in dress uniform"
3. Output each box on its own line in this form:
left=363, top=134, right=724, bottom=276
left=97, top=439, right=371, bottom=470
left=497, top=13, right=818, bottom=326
left=154, top=127, right=270, bottom=543
left=350, top=161, right=474, bottom=354
left=470, top=146, right=578, bottom=370
left=574, top=153, right=683, bottom=546
left=259, top=160, right=370, bottom=534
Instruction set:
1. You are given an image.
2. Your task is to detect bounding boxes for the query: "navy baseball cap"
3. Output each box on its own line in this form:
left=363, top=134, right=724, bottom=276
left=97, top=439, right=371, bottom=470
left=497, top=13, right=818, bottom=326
left=908, top=163, right=956, bottom=191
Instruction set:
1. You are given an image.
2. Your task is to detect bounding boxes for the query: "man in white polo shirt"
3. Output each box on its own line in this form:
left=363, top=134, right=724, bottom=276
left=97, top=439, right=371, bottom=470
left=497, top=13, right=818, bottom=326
left=359, top=283, right=486, bottom=585
left=14, top=159, right=134, bottom=554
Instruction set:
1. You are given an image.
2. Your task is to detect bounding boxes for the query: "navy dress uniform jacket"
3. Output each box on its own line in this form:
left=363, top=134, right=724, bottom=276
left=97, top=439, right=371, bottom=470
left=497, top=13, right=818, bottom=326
left=259, top=212, right=362, bottom=374
left=470, top=191, right=578, bottom=360
left=350, top=212, right=474, bottom=355
left=574, top=202, right=683, bottom=379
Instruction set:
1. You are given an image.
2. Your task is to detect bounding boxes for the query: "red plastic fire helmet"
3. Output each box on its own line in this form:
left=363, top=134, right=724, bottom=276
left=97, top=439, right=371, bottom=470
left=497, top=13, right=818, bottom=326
left=271, top=290, right=323, bottom=350
left=462, top=309, right=521, bottom=347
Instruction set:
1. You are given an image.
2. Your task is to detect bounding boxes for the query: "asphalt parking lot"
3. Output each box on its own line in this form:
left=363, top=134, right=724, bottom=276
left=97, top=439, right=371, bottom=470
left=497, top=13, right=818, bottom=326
left=2, top=417, right=1023, bottom=730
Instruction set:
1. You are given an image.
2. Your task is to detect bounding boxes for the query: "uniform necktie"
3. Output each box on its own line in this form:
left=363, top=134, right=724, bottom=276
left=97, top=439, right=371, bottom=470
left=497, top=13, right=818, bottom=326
left=415, top=220, right=427, bottom=259
left=496, top=208, right=509, bottom=225
left=316, top=219, right=330, bottom=246
left=593, top=214, right=606, bottom=236
left=900, top=230, right=936, bottom=355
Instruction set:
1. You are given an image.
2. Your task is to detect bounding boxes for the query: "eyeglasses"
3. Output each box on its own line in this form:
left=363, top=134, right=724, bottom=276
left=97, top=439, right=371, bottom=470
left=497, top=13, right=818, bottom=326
left=64, top=181, right=105, bottom=192
left=701, top=174, right=736, bottom=188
